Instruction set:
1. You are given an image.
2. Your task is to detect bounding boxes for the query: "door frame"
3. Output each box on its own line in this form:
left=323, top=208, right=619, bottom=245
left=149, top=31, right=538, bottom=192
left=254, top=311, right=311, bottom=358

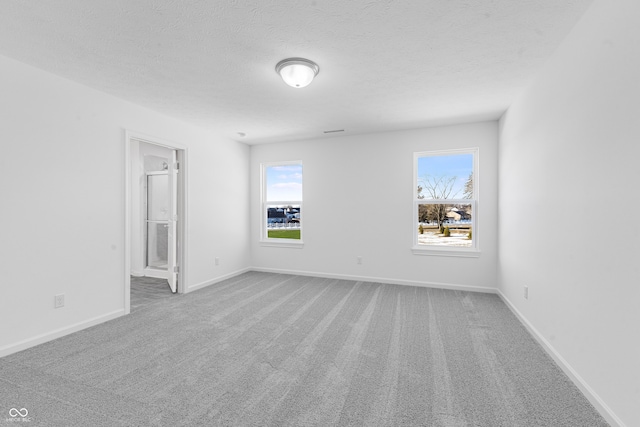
left=124, top=130, right=188, bottom=314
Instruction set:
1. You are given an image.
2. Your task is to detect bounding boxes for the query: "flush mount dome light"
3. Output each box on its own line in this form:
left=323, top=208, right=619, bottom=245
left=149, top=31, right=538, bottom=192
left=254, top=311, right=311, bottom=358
left=275, top=58, right=319, bottom=88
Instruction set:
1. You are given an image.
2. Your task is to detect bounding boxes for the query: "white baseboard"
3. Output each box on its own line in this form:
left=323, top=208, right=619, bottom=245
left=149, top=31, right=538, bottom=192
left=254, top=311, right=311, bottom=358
left=250, top=266, right=498, bottom=294
left=143, top=268, right=168, bottom=279
left=497, top=290, right=625, bottom=427
left=186, top=267, right=251, bottom=293
left=0, top=309, right=125, bottom=358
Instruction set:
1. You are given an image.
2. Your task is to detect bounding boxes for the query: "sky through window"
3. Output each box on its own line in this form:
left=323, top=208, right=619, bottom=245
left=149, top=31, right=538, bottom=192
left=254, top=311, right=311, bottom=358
left=417, top=153, right=473, bottom=199
left=266, top=164, right=302, bottom=201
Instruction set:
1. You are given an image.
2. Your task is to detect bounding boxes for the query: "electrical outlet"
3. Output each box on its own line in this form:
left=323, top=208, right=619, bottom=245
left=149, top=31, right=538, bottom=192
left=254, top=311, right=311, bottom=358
left=54, top=294, right=65, bottom=308
left=215, top=257, right=220, bottom=266
left=523, top=286, right=529, bottom=300
left=357, top=256, right=362, bottom=265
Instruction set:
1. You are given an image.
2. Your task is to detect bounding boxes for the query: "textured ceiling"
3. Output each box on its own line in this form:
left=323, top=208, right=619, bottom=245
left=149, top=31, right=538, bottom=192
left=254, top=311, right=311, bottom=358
left=0, top=0, right=595, bottom=144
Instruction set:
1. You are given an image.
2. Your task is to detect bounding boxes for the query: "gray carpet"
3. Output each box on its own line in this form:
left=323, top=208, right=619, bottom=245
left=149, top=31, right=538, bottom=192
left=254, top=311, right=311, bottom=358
left=1, top=272, right=608, bottom=426
left=130, top=275, right=174, bottom=312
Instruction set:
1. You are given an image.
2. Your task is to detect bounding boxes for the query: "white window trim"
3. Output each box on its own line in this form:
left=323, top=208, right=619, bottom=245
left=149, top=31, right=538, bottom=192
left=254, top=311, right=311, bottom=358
left=412, top=148, right=479, bottom=257
left=260, top=161, right=304, bottom=248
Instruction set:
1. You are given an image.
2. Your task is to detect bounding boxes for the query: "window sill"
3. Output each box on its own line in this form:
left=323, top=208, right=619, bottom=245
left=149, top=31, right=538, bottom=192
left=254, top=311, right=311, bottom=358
left=411, top=246, right=480, bottom=258
left=260, top=240, right=304, bottom=249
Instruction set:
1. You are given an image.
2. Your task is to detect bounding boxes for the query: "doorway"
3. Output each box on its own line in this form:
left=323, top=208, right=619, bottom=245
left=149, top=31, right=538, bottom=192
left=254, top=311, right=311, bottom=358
left=146, top=169, right=170, bottom=274
left=142, top=156, right=174, bottom=285
left=125, top=132, right=187, bottom=314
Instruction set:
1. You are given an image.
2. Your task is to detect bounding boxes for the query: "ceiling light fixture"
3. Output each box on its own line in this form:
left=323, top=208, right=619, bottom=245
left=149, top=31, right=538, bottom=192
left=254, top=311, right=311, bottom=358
left=275, top=58, right=319, bottom=88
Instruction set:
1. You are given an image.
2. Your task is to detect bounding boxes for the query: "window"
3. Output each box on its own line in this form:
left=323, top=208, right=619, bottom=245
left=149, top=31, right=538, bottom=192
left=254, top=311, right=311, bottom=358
left=261, top=162, right=303, bottom=245
left=413, top=148, right=478, bottom=256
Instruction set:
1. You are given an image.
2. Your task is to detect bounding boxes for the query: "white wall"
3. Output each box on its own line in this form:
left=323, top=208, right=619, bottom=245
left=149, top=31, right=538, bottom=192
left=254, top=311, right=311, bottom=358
left=498, top=0, right=640, bottom=425
left=0, top=54, right=250, bottom=355
left=251, top=122, right=498, bottom=290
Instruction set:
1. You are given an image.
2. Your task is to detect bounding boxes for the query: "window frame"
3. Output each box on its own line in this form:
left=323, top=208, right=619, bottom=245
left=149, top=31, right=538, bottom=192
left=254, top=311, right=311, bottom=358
left=412, top=148, right=479, bottom=257
left=260, top=161, right=304, bottom=248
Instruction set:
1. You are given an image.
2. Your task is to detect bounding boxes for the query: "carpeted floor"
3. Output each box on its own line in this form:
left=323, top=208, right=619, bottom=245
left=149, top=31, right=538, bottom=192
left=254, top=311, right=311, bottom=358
left=1, top=272, right=608, bottom=426
left=130, top=275, right=175, bottom=312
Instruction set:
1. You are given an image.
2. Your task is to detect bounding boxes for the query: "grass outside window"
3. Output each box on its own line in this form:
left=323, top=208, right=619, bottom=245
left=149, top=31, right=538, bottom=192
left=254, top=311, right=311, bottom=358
left=267, top=229, right=301, bottom=239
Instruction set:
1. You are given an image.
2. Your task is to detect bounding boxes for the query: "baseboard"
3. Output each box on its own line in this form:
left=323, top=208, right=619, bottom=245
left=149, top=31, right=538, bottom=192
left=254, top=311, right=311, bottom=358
left=250, top=266, right=497, bottom=294
left=0, top=309, right=125, bottom=358
left=497, top=290, right=625, bottom=427
left=186, top=267, right=251, bottom=293
left=143, top=268, right=168, bottom=279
